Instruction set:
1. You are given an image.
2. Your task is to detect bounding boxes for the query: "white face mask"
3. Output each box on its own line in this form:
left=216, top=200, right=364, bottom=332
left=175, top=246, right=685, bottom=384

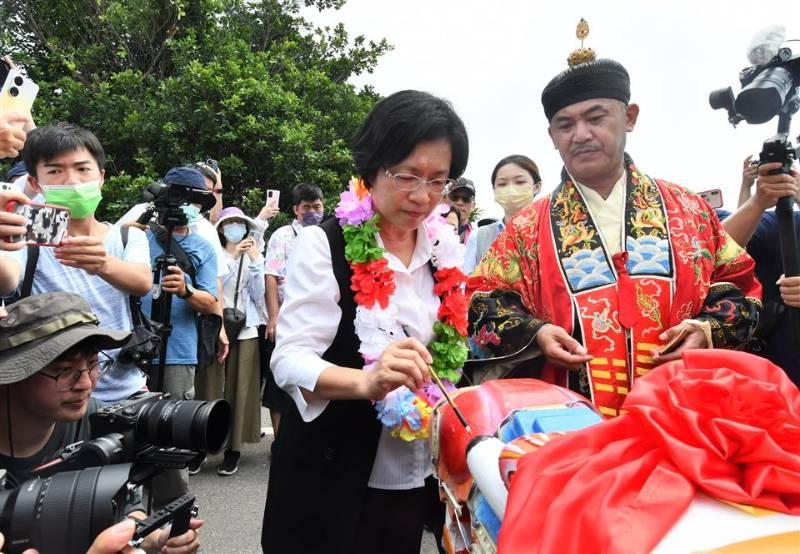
left=223, top=222, right=247, bottom=243
left=494, top=184, right=534, bottom=215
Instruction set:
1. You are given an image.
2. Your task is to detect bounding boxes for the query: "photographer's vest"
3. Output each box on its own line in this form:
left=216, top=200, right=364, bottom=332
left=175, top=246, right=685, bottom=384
left=261, top=218, right=382, bottom=554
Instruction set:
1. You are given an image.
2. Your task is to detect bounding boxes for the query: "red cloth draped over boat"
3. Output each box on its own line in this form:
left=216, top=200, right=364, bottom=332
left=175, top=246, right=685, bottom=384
left=498, top=350, right=800, bottom=554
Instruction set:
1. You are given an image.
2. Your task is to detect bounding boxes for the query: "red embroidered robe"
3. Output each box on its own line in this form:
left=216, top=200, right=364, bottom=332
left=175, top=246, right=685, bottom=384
left=467, top=157, right=762, bottom=417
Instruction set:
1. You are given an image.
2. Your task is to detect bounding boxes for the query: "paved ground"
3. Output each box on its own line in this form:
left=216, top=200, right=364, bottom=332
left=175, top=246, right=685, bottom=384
left=190, top=407, right=438, bottom=553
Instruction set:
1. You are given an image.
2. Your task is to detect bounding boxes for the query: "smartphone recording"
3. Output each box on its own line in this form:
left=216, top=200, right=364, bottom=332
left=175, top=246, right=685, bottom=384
left=6, top=201, right=70, bottom=246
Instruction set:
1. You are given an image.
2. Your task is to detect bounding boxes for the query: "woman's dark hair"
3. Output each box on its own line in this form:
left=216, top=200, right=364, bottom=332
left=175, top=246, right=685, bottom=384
left=490, top=154, right=541, bottom=188
left=292, top=183, right=323, bottom=206
left=22, top=122, right=105, bottom=178
left=351, top=90, right=469, bottom=187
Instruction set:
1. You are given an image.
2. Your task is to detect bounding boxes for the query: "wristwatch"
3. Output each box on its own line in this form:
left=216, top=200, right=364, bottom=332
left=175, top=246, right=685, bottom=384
left=179, top=284, right=196, bottom=300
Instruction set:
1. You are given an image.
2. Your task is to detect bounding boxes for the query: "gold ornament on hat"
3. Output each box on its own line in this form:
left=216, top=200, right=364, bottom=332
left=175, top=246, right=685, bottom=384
left=568, top=18, right=597, bottom=67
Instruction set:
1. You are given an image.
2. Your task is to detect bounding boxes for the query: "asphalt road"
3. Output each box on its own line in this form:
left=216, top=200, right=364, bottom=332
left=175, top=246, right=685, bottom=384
left=190, top=407, right=439, bottom=553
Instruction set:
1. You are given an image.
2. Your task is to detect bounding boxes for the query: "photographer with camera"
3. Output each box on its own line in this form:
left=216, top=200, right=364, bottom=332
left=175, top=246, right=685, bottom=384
left=0, top=292, right=202, bottom=554
left=139, top=167, right=218, bottom=507
left=0, top=123, right=152, bottom=405
left=723, top=162, right=800, bottom=385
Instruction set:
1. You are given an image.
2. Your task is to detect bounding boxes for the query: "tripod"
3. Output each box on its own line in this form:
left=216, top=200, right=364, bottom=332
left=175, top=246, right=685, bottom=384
left=764, top=92, right=800, bottom=337
left=149, top=208, right=190, bottom=393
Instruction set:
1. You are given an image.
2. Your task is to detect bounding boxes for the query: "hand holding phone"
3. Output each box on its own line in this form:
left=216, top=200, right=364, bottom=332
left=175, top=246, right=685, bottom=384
left=0, top=68, right=39, bottom=117
left=266, top=189, right=280, bottom=208
left=5, top=200, right=70, bottom=247
left=0, top=192, right=31, bottom=250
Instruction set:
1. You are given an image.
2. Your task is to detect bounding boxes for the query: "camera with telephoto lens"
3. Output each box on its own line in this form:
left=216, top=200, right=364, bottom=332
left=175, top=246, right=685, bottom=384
left=0, top=393, right=230, bottom=553
left=36, top=392, right=232, bottom=475
left=0, top=465, right=199, bottom=554
left=709, top=38, right=800, bottom=125
left=135, top=181, right=216, bottom=228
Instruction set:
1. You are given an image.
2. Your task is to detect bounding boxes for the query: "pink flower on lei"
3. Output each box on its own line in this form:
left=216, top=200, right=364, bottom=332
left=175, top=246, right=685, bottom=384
left=336, top=180, right=375, bottom=225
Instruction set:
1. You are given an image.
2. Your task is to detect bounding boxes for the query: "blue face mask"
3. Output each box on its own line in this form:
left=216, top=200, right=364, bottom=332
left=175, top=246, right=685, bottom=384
left=181, top=204, right=203, bottom=224
left=222, top=222, right=247, bottom=243
left=301, top=211, right=323, bottom=227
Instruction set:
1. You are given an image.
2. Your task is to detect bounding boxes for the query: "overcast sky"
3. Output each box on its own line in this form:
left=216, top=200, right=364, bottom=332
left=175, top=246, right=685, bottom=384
left=308, top=0, right=800, bottom=216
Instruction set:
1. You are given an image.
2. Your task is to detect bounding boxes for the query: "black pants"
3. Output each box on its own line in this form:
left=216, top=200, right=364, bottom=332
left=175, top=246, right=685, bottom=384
left=354, top=475, right=445, bottom=554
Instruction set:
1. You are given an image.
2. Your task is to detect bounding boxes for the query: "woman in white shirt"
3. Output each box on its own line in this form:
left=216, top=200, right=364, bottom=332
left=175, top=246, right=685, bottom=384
left=262, top=90, right=469, bottom=554
left=209, top=207, right=266, bottom=476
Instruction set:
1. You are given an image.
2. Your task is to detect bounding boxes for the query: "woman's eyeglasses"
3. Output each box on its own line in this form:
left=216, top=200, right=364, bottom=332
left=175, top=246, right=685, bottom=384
left=384, top=169, right=455, bottom=195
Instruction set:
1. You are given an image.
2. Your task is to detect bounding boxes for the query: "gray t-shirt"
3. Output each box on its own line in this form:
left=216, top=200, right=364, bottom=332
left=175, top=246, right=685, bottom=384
left=0, top=224, right=150, bottom=401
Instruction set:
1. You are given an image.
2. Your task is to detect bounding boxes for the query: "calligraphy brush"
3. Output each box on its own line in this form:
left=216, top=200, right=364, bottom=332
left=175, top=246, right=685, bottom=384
left=401, top=324, right=472, bottom=435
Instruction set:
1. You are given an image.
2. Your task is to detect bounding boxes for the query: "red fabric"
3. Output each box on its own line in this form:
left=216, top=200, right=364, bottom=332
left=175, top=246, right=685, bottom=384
left=611, top=251, right=640, bottom=329
left=498, top=350, right=800, bottom=554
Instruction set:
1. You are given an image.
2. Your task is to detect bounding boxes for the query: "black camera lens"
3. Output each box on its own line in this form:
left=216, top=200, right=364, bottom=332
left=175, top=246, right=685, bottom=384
left=0, top=465, right=131, bottom=554
left=136, top=398, right=231, bottom=454
left=8, top=87, right=18, bottom=97
left=736, top=66, right=795, bottom=124
left=13, top=76, right=22, bottom=86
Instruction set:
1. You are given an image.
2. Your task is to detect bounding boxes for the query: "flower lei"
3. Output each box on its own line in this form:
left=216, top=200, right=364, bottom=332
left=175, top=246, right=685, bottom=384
left=335, top=177, right=469, bottom=441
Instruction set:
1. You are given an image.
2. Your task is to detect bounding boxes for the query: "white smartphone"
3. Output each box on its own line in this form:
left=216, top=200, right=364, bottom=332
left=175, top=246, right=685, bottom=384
left=266, top=189, right=280, bottom=208
left=698, top=189, right=723, bottom=209
left=0, top=68, right=39, bottom=115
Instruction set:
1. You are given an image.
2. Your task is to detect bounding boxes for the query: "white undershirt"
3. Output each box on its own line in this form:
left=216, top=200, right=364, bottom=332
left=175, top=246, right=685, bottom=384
left=575, top=172, right=627, bottom=254
left=271, top=224, right=438, bottom=489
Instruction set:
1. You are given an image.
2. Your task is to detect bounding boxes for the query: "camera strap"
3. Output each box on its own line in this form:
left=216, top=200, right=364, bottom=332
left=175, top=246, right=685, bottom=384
left=232, top=254, right=245, bottom=311
left=19, top=245, right=40, bottom=299
left=148, top=222, right=198, bottom=286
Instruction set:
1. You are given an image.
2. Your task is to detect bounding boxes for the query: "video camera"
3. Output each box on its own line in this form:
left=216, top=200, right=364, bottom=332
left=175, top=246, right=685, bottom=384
left=0, top=392, right=231, bottom=554
left=136, top=180, right=216, bottom=228
left=709, top=37, right=800, bottom=125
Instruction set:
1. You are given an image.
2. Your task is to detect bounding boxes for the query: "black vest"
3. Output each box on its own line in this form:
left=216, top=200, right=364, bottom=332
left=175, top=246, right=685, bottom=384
left=261, top=219, right=383, bottom=554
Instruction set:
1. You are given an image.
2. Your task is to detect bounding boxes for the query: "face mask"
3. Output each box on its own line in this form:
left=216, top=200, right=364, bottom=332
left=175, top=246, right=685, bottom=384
left=301, top=211, right=323, bottom=227
left=223, top=222, right=247, bottom=243
left=181, top=204, right=203, bottom=224
left=494, top=184, right=534, bottom=215
left=40, top=180, right=102, bottom=219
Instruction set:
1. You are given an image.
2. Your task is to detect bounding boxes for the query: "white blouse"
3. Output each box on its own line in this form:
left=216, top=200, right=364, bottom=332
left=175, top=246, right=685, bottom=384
left=271, top=223, right=439, bottom=490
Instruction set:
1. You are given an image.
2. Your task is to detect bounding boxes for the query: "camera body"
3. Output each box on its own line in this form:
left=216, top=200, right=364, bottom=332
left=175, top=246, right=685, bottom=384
left=30, top=392, right=231, bottom=480
left=710, top=39, right=800, bottom=125
left=0, top=394, right=229, bottom=553
left=136, top=181, right=216, bottom=227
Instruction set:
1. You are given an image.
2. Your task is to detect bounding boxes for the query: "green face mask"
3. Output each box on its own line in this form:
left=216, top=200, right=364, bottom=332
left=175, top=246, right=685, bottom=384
left=41, top=180, right=102, bottom=219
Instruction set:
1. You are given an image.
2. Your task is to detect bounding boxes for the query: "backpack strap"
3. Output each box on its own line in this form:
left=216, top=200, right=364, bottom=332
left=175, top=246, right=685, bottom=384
left=20, top=245, right=39, bottom=299
left=119, top=226, right=145, bottom=326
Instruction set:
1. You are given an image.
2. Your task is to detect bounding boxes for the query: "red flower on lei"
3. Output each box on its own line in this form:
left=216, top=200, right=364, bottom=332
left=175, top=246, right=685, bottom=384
left=433, top=267, right=469, bottom=335
left=351, top=259, right=397, bottom=309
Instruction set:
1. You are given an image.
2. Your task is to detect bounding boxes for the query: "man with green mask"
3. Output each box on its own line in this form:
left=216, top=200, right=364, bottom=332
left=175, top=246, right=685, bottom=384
left=0, top=122, right=153, bottom=403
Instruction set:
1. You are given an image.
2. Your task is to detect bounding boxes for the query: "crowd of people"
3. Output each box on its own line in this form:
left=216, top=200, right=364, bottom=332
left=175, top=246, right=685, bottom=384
left=0, top=29, right=799, bottom=554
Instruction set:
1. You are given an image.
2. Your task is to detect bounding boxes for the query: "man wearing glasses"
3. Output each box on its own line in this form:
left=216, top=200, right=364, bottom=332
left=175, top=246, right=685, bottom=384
left=0, top=292, right=203, bottom=552
left=447, top=177, right=475, bottom=244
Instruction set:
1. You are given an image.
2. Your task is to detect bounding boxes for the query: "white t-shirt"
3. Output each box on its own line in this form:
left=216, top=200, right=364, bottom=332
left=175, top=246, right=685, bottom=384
left=0, top=224, right=151, bottom=402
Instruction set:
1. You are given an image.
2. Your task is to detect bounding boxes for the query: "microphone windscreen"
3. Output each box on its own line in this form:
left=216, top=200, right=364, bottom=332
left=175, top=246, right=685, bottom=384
left=747, top=25, right=786, bottom=65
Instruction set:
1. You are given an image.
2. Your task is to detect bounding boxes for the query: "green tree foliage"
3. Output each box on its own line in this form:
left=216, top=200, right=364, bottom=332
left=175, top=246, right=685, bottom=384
left=0, top=0, right=390, bottom=221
